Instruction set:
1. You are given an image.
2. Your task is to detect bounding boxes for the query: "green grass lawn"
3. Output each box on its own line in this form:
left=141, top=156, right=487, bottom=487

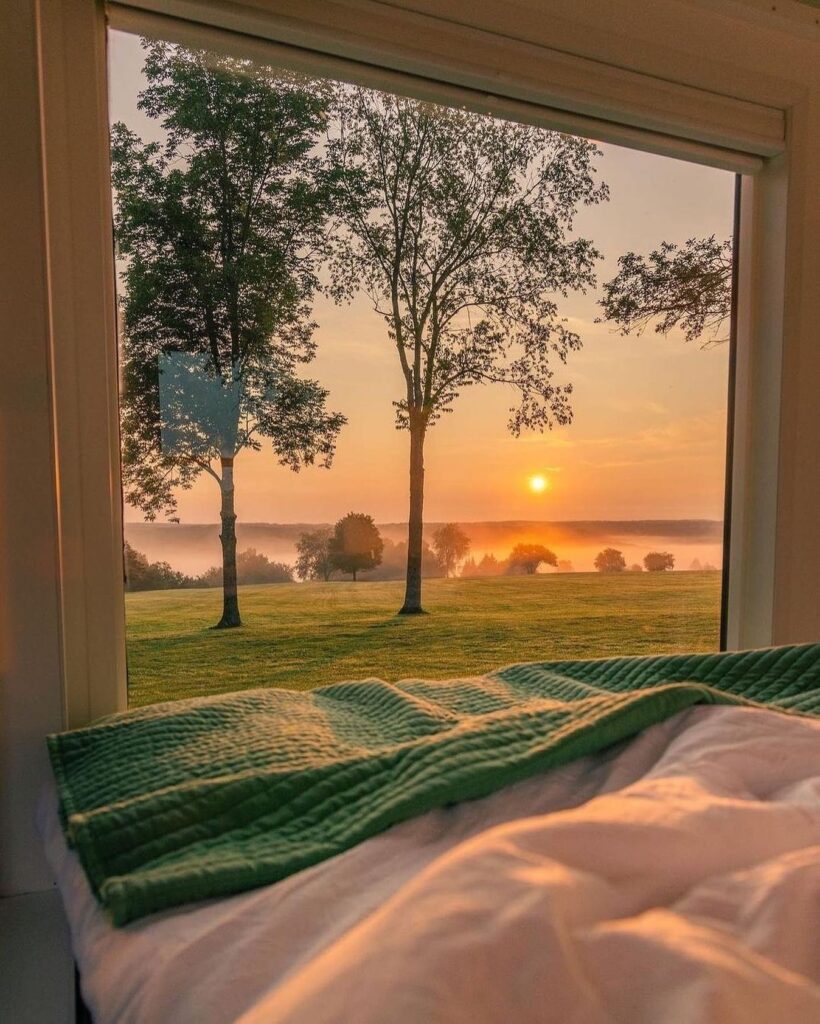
left=125, top=571, right=722, bottom=707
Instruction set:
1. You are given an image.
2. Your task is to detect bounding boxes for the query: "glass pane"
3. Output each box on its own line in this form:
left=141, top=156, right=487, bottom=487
left=108, top=29, right=735, bottom=708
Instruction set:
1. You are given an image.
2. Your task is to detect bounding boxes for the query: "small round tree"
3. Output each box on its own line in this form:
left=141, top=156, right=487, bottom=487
left=508, top=543, right=558, bottom=575
left=431, top=524, right=471, bottom=577
left=329, top=513, right=384, bottom=581
left=644, top=551, right=675, bottom=572
left=594, top=548, right=626, bottom=573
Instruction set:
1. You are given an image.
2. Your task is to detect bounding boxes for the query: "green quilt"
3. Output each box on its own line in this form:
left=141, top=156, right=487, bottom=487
left=48, top=643, right=820, bottom=925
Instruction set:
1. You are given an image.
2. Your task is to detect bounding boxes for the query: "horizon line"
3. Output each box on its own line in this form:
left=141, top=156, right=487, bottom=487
left=125, top=517, right=725, bottom=527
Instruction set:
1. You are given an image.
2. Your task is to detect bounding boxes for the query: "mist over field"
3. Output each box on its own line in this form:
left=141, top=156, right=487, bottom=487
left=125, top=519, right=723, bottom=577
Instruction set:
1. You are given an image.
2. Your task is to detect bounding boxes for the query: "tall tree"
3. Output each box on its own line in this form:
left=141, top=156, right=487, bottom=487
left=598, top=235, right=732, bottom=343
left=329, top=90, right=607, bottom=614
left=113, top=42, right=345, bottom=629
left=431, top=523, right=471, bottom=577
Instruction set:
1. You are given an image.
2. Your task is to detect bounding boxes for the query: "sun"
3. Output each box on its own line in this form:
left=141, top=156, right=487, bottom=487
left=529, top=474, right=549, bottom=494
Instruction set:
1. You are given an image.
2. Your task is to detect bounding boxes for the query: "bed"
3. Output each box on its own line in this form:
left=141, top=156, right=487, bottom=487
left=41, top=647, right=820, bottom=1023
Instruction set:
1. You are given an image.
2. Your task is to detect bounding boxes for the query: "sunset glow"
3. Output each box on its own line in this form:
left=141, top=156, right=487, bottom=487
left=110, top=29, right=733, bottom=579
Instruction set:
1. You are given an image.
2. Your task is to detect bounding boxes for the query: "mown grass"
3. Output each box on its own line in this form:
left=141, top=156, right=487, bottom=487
left=125, top=571, right=722, bottom=707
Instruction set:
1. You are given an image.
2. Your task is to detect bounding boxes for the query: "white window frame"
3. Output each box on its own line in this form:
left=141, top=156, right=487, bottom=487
left=36, top=0, right=820, bottom=725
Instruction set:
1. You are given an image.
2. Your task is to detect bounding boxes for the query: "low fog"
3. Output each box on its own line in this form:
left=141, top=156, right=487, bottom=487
left=125, top=519, right=723, bottom=578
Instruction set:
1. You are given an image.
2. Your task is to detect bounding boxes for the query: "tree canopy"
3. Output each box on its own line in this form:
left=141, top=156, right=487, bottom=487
left=199, top=548, right=293, bottom=586
left=329, top=91, right=607, bottom=435
left=598, top=235, right=732, bottom=344
left=643, top=551, right=675, bottom=572
left=124, top=542, right=190, bottom=591
left=294, top=528, right=336, bottom=581
left=594, top=548, right=626, bottom=573
left=328, top=513, right=384, bottom=581
left=508, top=543, right=558, bottom=575
left=431, top=524, right=471, bottom=577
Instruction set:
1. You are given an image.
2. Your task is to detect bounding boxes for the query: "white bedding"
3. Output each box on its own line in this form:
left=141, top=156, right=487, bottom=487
left=40, top=705, right=820, bottom=1023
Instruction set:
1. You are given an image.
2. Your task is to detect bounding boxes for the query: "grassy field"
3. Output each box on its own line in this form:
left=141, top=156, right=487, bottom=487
left=125, top=571, right=722, bottom=707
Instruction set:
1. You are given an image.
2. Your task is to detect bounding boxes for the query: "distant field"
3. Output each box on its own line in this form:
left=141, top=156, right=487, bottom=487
left=125, top=572, right=722, bottom=707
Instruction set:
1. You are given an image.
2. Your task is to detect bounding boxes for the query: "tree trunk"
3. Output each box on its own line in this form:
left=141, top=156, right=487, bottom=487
left=353, top=569, right=357, bottom=582
left=400, top=413, right=427, bottom=614
left=215, top=455, right=241, bottom=629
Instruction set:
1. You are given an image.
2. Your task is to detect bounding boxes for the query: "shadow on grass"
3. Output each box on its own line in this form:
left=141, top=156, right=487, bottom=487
left=367, top=616, right=423, bottom=632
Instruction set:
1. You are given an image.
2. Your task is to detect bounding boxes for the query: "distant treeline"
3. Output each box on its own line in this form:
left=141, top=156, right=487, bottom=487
left=126, top=522, right=719, bottom=592
left=125, top=543, right=292, bottom=591
left=124, top=518, right=724, bottom=572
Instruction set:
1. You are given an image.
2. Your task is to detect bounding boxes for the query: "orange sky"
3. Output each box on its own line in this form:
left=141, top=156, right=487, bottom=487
left=109, top=30, right=734, bottom=528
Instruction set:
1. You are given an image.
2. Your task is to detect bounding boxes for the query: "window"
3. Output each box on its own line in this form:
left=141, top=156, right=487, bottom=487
left=108, top=27, right=738, bottom=707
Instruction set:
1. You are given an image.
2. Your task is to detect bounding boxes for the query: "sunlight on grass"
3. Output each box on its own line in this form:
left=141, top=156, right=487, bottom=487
left=125, top=572, right=722, bottom=707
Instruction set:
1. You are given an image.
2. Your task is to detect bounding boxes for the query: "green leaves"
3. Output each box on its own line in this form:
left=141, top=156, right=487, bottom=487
left=114, top=41, right=345, bottom=518
left=598, top=235, right=732, bottom=344
left=328, top=513, right=385, bottom=579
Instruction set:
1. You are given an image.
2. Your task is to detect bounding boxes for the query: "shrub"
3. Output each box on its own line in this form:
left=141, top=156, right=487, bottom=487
left=199, top=548, right=293, bottom=587
left=124, top=542, right=193, bottom=591
left=643, top=551, right=675, bottom=572
left=594, top=548, right=626, bottom=573
left=508, top=543, right=558, bottom=575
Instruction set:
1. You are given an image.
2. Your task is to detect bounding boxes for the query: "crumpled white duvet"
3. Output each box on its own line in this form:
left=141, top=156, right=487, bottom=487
left=40, top=706, right=820, bottom=1024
